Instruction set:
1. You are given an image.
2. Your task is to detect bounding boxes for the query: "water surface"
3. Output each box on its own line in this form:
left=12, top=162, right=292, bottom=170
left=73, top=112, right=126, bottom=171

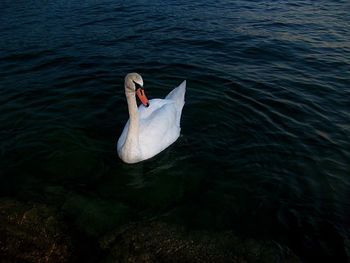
left=1, top=0, right=350, bottom=262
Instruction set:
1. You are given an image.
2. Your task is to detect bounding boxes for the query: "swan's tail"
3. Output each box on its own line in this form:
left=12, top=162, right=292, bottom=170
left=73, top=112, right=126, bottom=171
left=165, top=80, right=186, bottom=126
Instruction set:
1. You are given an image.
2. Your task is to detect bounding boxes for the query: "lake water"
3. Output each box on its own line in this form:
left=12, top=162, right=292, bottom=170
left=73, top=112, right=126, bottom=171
left=1, top=0, right=349, bottom=262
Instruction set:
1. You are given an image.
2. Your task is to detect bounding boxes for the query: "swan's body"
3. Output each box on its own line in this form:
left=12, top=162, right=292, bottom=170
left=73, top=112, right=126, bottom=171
left=117, top=73, right=186, bottom=163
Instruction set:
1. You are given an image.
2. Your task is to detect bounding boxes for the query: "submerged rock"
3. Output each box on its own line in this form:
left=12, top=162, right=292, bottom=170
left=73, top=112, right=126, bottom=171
left=0, top=199, right=301, bottom=263
left=0, top=199, right=72, bottom=263
left=100, top=222, right=300, bottom=263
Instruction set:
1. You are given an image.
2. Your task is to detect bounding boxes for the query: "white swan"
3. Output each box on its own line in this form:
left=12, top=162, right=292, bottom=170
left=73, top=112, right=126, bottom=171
left=117, top=73, right=186, bottom=164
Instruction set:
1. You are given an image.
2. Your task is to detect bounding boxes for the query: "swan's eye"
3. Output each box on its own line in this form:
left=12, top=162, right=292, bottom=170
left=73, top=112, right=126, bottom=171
left=133, top=81, right=142, bottom=90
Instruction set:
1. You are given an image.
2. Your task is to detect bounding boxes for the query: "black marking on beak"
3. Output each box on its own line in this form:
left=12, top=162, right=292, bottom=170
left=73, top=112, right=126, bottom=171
left=133, top=81, right=143, bottom=90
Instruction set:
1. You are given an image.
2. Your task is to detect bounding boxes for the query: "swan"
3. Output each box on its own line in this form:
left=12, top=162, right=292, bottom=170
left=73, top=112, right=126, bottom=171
left=117, top=73, right=186, bottom=164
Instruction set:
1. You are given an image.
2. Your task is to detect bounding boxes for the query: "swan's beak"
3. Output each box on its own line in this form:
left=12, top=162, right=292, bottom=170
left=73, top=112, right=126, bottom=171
left=136, top=88, right=149, bottom=107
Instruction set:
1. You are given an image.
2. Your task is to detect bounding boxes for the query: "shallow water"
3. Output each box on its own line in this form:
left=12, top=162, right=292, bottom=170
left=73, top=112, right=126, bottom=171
left=1, top=0, right=350, bottom=262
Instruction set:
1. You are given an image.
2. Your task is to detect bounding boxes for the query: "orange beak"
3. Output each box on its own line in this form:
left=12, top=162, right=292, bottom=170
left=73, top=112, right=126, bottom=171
left=136, top=88, right=149, bottom=107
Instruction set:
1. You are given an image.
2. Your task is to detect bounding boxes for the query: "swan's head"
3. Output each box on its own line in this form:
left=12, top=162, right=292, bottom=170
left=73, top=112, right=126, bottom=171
left=125, top=73, right=149, bottom=107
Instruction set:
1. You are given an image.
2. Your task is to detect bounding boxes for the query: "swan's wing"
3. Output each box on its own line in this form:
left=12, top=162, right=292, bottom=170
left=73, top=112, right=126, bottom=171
left=139, top=101, right=180, bottom=158
left=165, top=80, right=186, bottom=107
left=117, top=99, right=171, bottom=152
left=138, top=99, right=169, bottom=120
left=165, top=80, right=186, bottom=125
left=139, top=80, right=186, bottom=123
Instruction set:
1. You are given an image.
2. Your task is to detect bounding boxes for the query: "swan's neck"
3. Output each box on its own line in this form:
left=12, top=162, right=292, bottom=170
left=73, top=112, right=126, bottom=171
left=122, top=91, right=141, bottom=162
left=126, top=91, right=139, bottom=139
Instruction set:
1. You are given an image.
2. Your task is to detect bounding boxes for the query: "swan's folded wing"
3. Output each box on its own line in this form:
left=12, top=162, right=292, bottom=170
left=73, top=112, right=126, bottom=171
left=139, top=101, right=180, bottom=158
left=165, top=80, right=186, bottom=105
left=138, top=99, right=169, bottom=120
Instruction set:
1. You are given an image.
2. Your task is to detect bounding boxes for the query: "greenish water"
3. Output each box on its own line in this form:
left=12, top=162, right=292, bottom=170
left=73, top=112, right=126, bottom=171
left=1, top=0, right=349, bottom=262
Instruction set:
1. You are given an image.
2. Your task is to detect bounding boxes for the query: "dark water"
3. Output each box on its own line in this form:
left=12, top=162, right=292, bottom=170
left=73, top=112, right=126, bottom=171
left=1, top=0, right=350, bottom=261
